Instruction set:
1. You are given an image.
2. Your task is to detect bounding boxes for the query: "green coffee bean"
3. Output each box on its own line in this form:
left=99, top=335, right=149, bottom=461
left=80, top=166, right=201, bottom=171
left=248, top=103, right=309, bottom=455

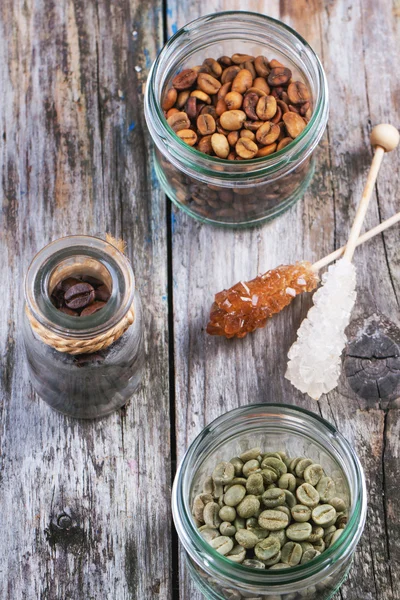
left=225, top=543, right=246, bottom=563
left=289, top=457, right=303, bottom=474
left=301, top=548, right=321, bottom=564
left=276, top=505, right=291, bottom=519
left=204, top=502, right=222, bottom=528
left=254, top=536, right=280, bottom=560
left=300, top=541, right=314, bottom=552
left=219, top=505, right=236, bottom=522
left=258, top=510, right=289, bottom=531
left=286, top=522, right=312, bottom=542
left=261, top=457, right=287, bottom=477
left=281, top=541, right=302, bottom=566
left=296, top=483, right=320, bottom=507
left=246, top=517, right=269, bottom=540
left=224, top=477, right=247, bottom=491
left=312, top=538, right=326, bottom=553
left=220, top=521, right=236, bottom=536
left=242, top=559, right=266, bottom=569
left=210, top=535, right=234, bottom=555
left=230, top=456, right=244, bottom=476
left=291, top=504, right=311, bottom=523
left=237, top=495, right=260, bottom=518
left=324, top=530, right=336, bottom=547
left=283, top=490, right=296, bottom=508
left=235, top=529, right=259, bottom=549
left=203, top=475, right=224, bottom=498
left=261, top=468, right=278, bottom=485
left=262, top=452, right=284, bottom=460
left=329, top=529, right=343, bottom=547
left=336, top=514, right=348, bottom=529
left=243, top=459, right=261, bottom=478
left=278, top=474, right=296, bottom=492
left=268, top=530, right=287, bottom=548
left=262, top=488, right=286, bottom=508
left=199, top=525, right=219, bottom=542
left=240, top=447, right=261, bottom=462
left=246, top=473, right=264, bottom=495
left=295, top=458, right=314, bottom=478
left=212, top=462, right=235, bottom=484
left=307, top=525, right=324, bottom=542
left=312, top=504, right=336, bottom=526
left=233, top=516, right=246, bottom=531
left=269, top=563, right=291, bottom=570
left=316, top=476, right=336, bottom=502
left=224, top=484, right=246, bottom=507
left=330, top=497, right=346, bottom=512
left=264, top=550, right=282, bottom=566
left=192, top=494, right=208, bottom=522
left=303, top=464, right=324, bottom=486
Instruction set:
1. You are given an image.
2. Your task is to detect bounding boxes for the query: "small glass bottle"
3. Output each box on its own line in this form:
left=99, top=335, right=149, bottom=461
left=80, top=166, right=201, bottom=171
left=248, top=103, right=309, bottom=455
left=145, top=12, right=329, bottom=227
left=172, top=404, right=367, bottom=600
left=23, top=235, right=144, bottom=418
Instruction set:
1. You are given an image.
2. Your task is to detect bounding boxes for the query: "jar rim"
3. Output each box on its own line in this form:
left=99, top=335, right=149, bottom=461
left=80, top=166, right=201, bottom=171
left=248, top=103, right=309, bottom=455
left=145, top=11, right=329, bottom=183
left=24, top=235, right=135, bottom=339
left=172, top=403, right=367, bottom=589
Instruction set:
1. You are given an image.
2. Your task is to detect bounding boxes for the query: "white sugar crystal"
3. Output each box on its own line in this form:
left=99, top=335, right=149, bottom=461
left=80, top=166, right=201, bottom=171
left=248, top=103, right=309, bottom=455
left=285, top=259, right=357, bottom=400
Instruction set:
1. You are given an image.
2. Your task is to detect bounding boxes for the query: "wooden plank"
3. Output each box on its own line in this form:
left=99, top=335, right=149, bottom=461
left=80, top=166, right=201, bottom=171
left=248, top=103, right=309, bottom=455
left=166, top=1, right=399, bottom=599
left=0, top=1, right=171, bottom=599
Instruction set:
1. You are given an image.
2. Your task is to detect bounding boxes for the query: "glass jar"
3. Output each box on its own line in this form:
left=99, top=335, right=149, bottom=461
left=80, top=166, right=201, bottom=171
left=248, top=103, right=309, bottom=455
left=172, top=404, right=367, bottom=600
left=145, top=12, right=329, bottom=228
left=23, top=235, right=144, bottom=418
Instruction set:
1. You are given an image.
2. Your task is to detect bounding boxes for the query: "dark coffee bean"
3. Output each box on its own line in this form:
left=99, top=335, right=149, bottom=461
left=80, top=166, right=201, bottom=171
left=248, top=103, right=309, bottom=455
left=80, top=301, right=107, bottom=317
left=185, top=97, right=198, bottom=120
left=172, top=68, right=197, bottom=90
left=243, top=92, right=259, bottom=120
left=61, top=277, right=81, bottom=291
left=64, top=282, right=95, bottom=310
left=95, top=285, right=111, bottom=302
left=59, top=306, right=79, bottom=316
left=81, top=275, right=104, bottom=288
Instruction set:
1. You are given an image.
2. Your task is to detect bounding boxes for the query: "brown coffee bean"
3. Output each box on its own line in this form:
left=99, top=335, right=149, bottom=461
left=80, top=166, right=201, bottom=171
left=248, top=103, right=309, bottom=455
left=236, top=138, right=258, bottom=159
left=287, top=81, right=310, bottom=105
left=253, top=77, right=270, bottom=95
left=256, top=122, right=281, bottom=145
left=231, top=53, right=254, bottom=64
left=243, top=120, right=263, bottom=131
left=80, top=301, right=106, bottom=317
left=211, top=133, right=230, bottom=158
left=269, top=59, right=285, bottom=68
left=225, top=91, right=243, bottom=110
left=283, top=112, right=307, bottom=138
left=277, top=100, right=289, bottom=114
left=60, top=277, right=81, bottom=292
left=299, top=101, right=311, bottom=116
left=167, top=111, right=191, bottom=132
left=246, top=87, right=267, bottom=98
left=218, top=55, right=232, bottom=67
left=200, top=105, right=217, bottom=118
left=240, top=129, right=255, bottom=141
left=162, top=88, right=177, bottom=110
left=227, top=151, right=236, bottom=160
left=81, top=276, right=104, bottom=288
left=256, top=143, right=277, bottom=157
left=268, top=67, right=292, bottom=87
left=190, top=90, right=211, bottom=104
left=59, top=306, right=79, bottom=316
left=95, top=285, right=111, bottom=302
left=197, top=114, right=216, bottom=135
left=231, top=69, right=253, bottom=94
left=254, top=56, right=270, bottom=77
left=177, top=129, right=198, bottom=146
left=64, top=282, right=95, bottom=310
left=172, top=69, right=197, bottom=90
left=216, top=99, right=227, bottom=116
left=203, top=57, right=223, bottom=78
left=221, top=65, right=241, bottom=84
left=185, top=97, right=198, bottom=120
left=277, top=137, right=293, bottom=151
left=192, top=64, right=212, bottom=75
left=256, top=95, right=277, bottom=121
left=176, top=90, right=191, bottom=108
left=271, top=105, right=283, bottom=124
left=244, top=60, right=256, bottom=80
left=227, top=131, right=240, bottom=147
left=197, top=135, right=213, bottom=154
left=217, top=82, right=232, bottom=100
left=243, top=92, right=259, bottom=120
left=197, top=72, right=222, bottom=95
left=219, top=110, right=247, bottom=131
left=166, top=108, right=179, bottom=118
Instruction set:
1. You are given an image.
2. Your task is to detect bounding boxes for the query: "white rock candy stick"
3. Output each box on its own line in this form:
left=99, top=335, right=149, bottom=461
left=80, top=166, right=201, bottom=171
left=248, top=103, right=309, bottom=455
left=286, top=124, right=400, bottom=400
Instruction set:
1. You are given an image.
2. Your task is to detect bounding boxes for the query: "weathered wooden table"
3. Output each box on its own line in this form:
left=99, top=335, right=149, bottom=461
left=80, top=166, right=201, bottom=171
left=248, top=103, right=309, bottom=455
left=1, top=0, right=399, bottom=598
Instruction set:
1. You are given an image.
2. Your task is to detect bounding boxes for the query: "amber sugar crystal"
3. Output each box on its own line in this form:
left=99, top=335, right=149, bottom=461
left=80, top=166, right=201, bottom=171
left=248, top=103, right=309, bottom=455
left=206, top=262, right=319, bottom=338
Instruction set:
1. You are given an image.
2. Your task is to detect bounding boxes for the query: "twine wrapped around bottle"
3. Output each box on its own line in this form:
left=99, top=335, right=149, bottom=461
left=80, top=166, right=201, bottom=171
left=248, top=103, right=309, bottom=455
left=25, top=235, right=135, bottom=355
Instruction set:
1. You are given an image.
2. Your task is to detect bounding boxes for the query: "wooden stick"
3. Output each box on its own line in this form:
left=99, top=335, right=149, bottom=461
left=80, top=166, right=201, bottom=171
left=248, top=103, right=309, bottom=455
left=342, top=124, right=399, bottom=263
left=312, top=211, right=400, bottom=271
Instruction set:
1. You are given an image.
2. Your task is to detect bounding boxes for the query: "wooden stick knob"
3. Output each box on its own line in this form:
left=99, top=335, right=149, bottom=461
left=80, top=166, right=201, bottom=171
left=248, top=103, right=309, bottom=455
left=370, top=124, right=400, bottom=152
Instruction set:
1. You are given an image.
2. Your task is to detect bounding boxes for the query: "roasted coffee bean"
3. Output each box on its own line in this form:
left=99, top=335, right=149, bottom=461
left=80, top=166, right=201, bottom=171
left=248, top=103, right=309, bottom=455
left=225, top=91, right=243, bottom=110
left=287, top=81, right=311, bottom=105
left=177, top=129, right=198, bottom=146
left=61, top=277, right=82, bottom=291
left=197, top=72, right=222, bottom=95
left=64, top=282, right=95, bottom=310
left=277, top=137, right=293, bottom=151
left=190, top=89, right=211, bottom=104
left=256, top=122, right=280, bottom=146
left=254, top=55, right=270, bottom=77
left=197, top=134, right=213, bottom=154
left=215, top=99, right=227, bottom=116
left=231, top=69, right=253, bottom=94
left=283, top=112, right=307, bottom=138
left=231, top=53, right=254, bottom=64
left=268, top=67, right=292, bottom=87
left=253, top=77, right=270, bottom=94
left=185, top=97, right=198, bottom=120
left=59, top=306, right=79, bottom=316
left=203, top=57, right=223, bottom=78
left=95, top=285, right=111, bottom=302
left=167, top=111, right=191, bottom=132
left=221, top=65, right=241, bottom=84
left=235, top=138, right=258, bottom=159
left=197, top=114, right=216, bottom=135
left=211, top=133, right=230, bottom=158
left=243, top=92, right=259, bottom=120
left=172, top=68, right=197, bottom=90
left=80, top=301, right=106, bottom=316
left=256, top=95, right=277, bottom=120
left=162, top=87, right=178, bottom=110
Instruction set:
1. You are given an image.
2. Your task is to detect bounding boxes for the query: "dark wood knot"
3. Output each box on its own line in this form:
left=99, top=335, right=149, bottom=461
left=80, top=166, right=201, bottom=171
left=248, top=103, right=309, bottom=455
left=344, top=315, right=400, bottom=400
left=45, top=510, right=86, bottom=552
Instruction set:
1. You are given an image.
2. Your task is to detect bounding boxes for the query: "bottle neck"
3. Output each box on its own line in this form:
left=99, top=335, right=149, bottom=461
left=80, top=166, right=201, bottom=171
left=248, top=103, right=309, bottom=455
left=25, top=236, right=135, bottom=340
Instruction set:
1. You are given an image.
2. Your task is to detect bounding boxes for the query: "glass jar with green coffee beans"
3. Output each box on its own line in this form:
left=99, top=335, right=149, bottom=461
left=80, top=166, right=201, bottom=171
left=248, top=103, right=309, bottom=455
left=172, top=404, right=366, bottom=600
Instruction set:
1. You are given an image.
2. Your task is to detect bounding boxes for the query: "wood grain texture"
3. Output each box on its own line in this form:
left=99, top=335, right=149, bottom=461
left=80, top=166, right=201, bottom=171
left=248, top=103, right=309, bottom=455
left=0, top=1, right=171, bottom=599
left=166, top=1, right=400, bottom=599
